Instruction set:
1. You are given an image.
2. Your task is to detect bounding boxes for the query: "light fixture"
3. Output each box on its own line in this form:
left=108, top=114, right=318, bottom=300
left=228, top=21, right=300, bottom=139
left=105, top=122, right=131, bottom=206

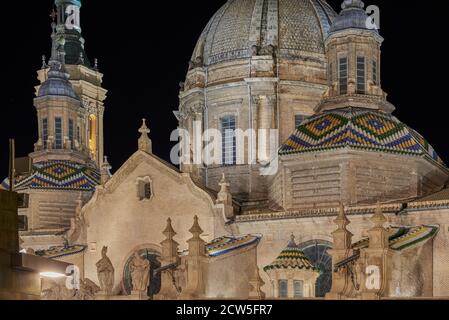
left=40, top=272, right=66, bottom=278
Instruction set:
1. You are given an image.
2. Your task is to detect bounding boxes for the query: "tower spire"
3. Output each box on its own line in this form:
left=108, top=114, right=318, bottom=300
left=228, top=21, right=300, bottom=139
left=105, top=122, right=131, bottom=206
left=53, top=0, right=90, bottom=66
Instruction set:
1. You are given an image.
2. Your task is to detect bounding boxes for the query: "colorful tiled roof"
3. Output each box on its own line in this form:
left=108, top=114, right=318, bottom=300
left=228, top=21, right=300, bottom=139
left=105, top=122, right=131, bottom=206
left=36, top=245, right=87, bottom=259
left=264, top=236, right=319, bottom=273
left=206, top=235, right=260, bottom=257
left=1, top=160, right=100, bottom=192
left=352, top=225, right=439, bottom=252
left=280, top=108, right=445, bottom=165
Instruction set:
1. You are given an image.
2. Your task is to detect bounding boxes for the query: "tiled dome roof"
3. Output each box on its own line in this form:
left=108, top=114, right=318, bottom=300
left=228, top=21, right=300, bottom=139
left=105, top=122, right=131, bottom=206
left=264, top=236, right=319, bottom=272
left=6, top=160, right=100, bottom=192
left=192, top=0, right=336, bottom=66
left=280, top=108, right=446, bottom=166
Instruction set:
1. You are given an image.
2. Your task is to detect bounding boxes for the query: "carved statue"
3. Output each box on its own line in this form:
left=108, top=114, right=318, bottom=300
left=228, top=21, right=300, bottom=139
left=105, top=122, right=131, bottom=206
left=42, top=279, right=74, bottom=300
left=74, top=279, right=101, bottom=300
left=130, top=252, right=151, bottom=292
left=42, top=278, right=100, bottom=300
left=96, top=246, right=115, bottom=295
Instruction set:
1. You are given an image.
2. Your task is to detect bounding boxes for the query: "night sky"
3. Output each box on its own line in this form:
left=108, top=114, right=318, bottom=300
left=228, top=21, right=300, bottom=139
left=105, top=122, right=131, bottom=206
left=0, top=0, right=448, bottom=178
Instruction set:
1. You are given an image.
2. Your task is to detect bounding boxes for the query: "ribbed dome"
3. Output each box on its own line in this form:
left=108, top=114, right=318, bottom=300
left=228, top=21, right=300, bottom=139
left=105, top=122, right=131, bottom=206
left=191, top=0, right=336, bottom=66
left=38, top=77, right=79, bottom=99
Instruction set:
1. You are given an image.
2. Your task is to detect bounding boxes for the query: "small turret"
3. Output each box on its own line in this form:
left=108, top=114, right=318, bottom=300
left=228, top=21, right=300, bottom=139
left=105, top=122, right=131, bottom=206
left=318, top=0, right=393, bottom=113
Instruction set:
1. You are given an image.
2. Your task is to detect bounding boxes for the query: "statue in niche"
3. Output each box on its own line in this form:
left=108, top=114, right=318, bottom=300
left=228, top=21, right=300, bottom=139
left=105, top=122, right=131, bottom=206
left=130, top=252, right=151, bottom=292
left=96, top=246, right=115, bottom=295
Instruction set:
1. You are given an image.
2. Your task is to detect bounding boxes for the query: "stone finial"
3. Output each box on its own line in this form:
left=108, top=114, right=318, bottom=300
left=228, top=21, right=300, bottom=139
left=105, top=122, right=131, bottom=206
left=101, top=156, right=112, bottom=185
left=94, top=58, right=99, bottom=70
left=371, top=203, right=387, bottom=228
left=367, top=203, right=389, bottom=249
left=287, top=233, right=297, bottom=248
left=331, top=203, right=353, bottom=250
left=161, top=218, right=179, bottom=261
left=41, top=55, right=47, bottom=69
left=138, top=118, right=152, bottom=154
left=341, top=0, right=364, bottom=10
left=163, top=218, right=177, bottom=240
left=187, top=216, right=206, bottom=257
left=217, top=173, right=232, bottom=206
left=334, top=202, right=351, bottom=230
left=78, top=52, right=85, bottom=65
left=189, top=216, right=203, bottom=237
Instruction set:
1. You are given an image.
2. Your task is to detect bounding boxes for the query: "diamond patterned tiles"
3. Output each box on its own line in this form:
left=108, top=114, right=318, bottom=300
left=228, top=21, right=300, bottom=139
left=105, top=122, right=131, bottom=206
left=5, top=160, right=101, bottom=192
left=280, top=108, right=446, bottom=166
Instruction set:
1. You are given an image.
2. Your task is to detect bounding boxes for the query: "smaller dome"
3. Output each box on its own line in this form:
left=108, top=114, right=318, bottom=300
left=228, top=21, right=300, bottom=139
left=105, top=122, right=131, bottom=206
left=280, top=108, right=445, bottom=166
left=330, top=0, right=375, bottom=33
left=38, top=77, right=79, bottom=99
left=38, top=61, right=79, bottom=99
left=264, top=236, right=319, bottom=272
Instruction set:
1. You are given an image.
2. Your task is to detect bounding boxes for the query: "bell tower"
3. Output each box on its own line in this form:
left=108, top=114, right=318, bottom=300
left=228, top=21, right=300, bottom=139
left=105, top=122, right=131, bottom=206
left=35, top=0, right=107, bottom=167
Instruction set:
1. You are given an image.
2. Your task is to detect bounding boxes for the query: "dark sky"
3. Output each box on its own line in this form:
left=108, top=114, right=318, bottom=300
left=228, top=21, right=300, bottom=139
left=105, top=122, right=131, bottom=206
left=0, top=0, right=448, bottom=178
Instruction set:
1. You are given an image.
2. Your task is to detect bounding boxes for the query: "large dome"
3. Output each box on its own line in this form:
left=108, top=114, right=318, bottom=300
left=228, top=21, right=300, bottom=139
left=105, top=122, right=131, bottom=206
left=191, top=0, right=337, bottom=66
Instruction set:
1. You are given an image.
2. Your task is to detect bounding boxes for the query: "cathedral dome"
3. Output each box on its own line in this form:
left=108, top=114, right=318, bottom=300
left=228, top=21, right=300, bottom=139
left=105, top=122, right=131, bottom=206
left=191, top=0, right=336, bottom=66
left=280, top=108, right=445, bottom=166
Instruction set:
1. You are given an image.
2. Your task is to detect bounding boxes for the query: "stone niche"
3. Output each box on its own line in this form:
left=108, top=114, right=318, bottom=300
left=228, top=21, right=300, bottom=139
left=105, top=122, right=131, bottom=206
left=271, top=150, right=449, bottom=209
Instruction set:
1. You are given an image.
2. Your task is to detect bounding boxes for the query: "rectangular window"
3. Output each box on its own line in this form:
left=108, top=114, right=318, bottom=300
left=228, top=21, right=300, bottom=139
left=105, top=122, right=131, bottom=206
left=42, top=118, right=48, bottom=149
left=279, top=280, right=288, bottom=298
left=221, top=116, right=236, bottom=166
left=69, top=119, right=74, bottom=149
left=357, top=56, right=366, bottom=94
left=55, top=117, right=63, bottom=149
left=18, top=215, right=28, bottom=232
left=339, top=57, right=348, bottom=95
left=372, top=60, right=378, bottom=85
left=77, top=126, right=81, bottom=144
left=295, top=114, right=307, bottom=128
left=329, top=62, right=333, bottom=82
left=294, top=280, right=304, bottom=298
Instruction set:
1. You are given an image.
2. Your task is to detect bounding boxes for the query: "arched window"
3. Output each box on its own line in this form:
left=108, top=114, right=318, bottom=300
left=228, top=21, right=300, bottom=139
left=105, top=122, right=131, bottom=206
left=88, top=115, right=97, bottom=160
left=298, top=240, right=333, bottom=298
left=221, top=115, right=236, bottom=166
left=123, top=249, right=161, bottom=298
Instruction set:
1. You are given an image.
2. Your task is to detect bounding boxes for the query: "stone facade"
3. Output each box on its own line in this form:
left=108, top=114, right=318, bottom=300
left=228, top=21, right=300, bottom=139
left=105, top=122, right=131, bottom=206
left=7, top=0, right=449, bottom=300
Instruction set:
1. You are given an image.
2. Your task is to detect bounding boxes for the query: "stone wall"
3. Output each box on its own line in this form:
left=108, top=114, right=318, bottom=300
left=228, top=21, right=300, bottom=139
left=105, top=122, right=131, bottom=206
left=82, top=151, right=229, bottom=291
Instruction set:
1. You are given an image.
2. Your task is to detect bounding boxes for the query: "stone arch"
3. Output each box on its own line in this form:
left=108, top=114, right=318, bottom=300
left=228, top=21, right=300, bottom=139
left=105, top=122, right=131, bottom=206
left=120, top=244, right=162, bottom=297
left=297, top=240, right=333, bottom=298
